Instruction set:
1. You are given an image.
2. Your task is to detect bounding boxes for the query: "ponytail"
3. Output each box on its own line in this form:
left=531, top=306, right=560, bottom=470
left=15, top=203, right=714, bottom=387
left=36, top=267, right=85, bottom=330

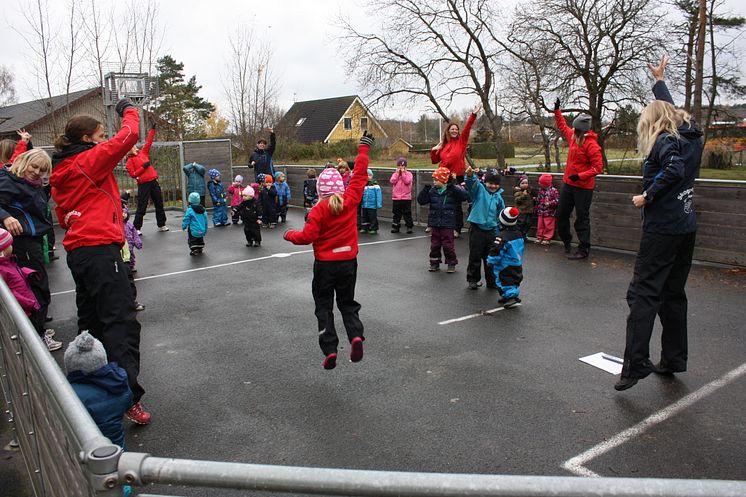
left=327, top=193, right=344, bottom=215
left=54, top=115, right=102, bottom=151
left=573, top=129, right=586, bottom=146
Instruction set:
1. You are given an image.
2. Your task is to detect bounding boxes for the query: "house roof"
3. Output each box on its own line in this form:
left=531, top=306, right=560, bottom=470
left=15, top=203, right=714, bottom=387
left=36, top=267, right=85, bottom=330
left=0, top=88, right=100, bottom=134
left=277, top=95, right=357, bottom=143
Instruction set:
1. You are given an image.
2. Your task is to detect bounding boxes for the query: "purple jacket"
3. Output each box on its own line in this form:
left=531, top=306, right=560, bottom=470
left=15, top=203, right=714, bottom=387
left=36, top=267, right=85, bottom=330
left=389, top=170, right=413, bottom=200
left=124, top=220, right=142, bottom=267
left=0, top=256, right=39, bottom=316
left=535, top=186, right=559, bottom=217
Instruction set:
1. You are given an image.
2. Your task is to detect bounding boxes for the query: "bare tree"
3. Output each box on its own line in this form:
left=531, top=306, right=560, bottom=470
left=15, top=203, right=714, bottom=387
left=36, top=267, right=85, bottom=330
left=338, top=0, right=508, bottom=167
left=0, top=67, right=18, bottom=107
left=61, top=0, right=85, bottom=114
left=510, top=0, right=668, bottom=162
left=83, top=0, right=112, bottom=88
left=692, top=0, right=708, bottom=122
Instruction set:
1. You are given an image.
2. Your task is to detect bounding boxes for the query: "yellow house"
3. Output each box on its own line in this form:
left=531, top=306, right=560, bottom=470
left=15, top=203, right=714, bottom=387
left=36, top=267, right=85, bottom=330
left=387, top=138, right=412, bottom=158
left=277, top=95, right=388, bottom=144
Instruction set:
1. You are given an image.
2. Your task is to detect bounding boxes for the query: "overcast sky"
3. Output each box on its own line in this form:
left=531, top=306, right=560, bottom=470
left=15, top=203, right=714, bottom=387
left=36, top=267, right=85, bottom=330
left=3, top=0, right=746, bottom=122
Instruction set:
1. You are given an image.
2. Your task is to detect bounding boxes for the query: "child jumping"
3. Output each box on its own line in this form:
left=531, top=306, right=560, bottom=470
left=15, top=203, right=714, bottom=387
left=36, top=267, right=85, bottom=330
left=487, top=207, right=525, bottom=308
left=303, top=169, right=318, bottom=221
left=534, top=173, right=559, bottom=245
left=182, top=192, right=208, bottom=255
left=239, top=185, right=263, bottom=247
left=283, top=132, right=374, bottom=370
left=359, top=169, right=382, bottom=234
left=273, top=171, right=291, bottom=223
left=227, top=175, right=245, bottom=225
left=464, top=165, right=505, bottom=289
left=390, top=157, right=413, bottom=233
left=417, top=166, right=468, bottom=273
left=207, top=169, right=229, bottom=227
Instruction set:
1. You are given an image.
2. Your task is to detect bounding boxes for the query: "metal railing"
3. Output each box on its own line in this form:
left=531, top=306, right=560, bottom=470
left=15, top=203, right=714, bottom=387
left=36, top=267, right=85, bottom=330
left=2, top=276, right=746, bottom=496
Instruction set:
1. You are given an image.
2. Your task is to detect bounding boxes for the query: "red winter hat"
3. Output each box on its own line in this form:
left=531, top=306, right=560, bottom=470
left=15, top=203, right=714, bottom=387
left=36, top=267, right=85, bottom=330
left=263, top=175, right=273, bottom=184
left=432, top=167, right=451, bottom=184
left=539, top=173, right=553, bottom=187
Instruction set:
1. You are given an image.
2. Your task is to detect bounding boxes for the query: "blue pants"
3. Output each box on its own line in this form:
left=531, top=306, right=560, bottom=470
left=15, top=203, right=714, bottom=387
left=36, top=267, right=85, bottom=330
left=212, top=204, right=228, bottom=226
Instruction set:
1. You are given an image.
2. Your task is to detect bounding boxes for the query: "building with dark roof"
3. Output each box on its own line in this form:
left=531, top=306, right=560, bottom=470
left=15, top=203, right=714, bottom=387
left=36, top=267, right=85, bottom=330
left=276, top=95, right=387, bottom=144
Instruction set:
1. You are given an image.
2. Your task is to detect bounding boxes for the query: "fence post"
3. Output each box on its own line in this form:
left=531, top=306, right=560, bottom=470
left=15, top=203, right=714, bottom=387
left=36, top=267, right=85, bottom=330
left=179, top=142, right=187, bottom=210
left=86, top=444, right=125, bottom=496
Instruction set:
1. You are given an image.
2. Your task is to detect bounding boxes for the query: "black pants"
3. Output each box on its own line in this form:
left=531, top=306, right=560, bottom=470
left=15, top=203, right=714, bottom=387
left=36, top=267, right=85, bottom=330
left=125, top=262, right=137, bottom=302
left=133, top=180, right=167, bottom=230
left=312, top=259, right=364, bottom=356
left=360, top=208, right=379, bottom=231
left=467, top=226, right=497, bottom=286
left=392, top=200, right=413, bottom=229
left=187, top=229, right=205, bottom=251
left=622, top=232, right=695, bottom=379
left=556, top=184, right=593, bottom=255
left=231, top=205, right=241, bottom=224
left=243, top=223, right=261, bottom=244
left=516, top=213, right=531, bottom=239
left=66, top=244, right=144, bottom=403
left=13, top=236, right=50, bottom=336
left=278, top=203, right=288, bottom=222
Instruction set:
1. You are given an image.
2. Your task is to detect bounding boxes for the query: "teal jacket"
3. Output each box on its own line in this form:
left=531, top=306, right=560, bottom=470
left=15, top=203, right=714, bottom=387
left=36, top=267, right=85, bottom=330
left=182, top=204, right=208, bottom=237
left=465, top=175, right=505, bottom=231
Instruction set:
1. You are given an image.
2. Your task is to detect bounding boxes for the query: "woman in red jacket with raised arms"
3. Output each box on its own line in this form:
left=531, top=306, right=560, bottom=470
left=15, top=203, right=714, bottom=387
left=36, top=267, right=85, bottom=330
left=553, top=98, right=604, bottom=260
left=50, top=98, right=151, bottom=425
left=126, top=123, right=168, bottom=234
left=284, top=132, right=374, bottom=371
left=430, top=103, right=481, bottom=235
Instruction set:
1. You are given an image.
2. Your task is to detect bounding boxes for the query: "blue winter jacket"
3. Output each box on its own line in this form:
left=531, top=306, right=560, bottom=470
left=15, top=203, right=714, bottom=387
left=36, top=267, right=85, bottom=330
left=417, top=183, right=468, bottom=228
left=640, top=81, right=703, bottom=235
left=487, top=225, right=524, bottom=286
left=465, top=175, right=505, bottom=231
left=182, top=163, right=206, bottom=196
left=68, top=363, right=132, bottom=449
left=182, top=204, right=208, bottom=237
left=361, top=182, right=382, bottom=209
left=207, top=180, right=227, bottom=206
left=275, top=181, right=291, bottom=206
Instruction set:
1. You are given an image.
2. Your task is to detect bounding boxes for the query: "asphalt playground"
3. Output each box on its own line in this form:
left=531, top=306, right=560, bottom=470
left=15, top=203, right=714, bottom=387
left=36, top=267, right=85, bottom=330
left=42, top=207, right=746, bottom=496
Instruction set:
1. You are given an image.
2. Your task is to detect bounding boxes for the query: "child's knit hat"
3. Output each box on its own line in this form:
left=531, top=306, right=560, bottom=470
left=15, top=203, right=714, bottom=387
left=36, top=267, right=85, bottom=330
left=499, top=207, right=520, bottom=226
left=273, top=171, right=284, bottom=181
left=483, top=168, right=501, bottom=184
left=0, top=228, right=13, bottom=253
left=518, top=174, right=529, bottom=183
left=317, top=168, right=345, bottom=196
left=367, top=169, right=373, bottom=178
left=208, top=168, right=221, bottom=180
left=64, top=331, right=107, bottom=374
left=539, top=173, right=553, bottom=187
left=188, top=192, right=200, bottom=205
left=263, top=174, right=273, bottom=184
left=572, top=114, right=592, bottom=132
left=396, top=157, right=407, bottom=167
left=234, top=175, right=243, bottom=183
left=242, top=185, right=255, bottom=198
left=432, top=167, right=451, bottom=184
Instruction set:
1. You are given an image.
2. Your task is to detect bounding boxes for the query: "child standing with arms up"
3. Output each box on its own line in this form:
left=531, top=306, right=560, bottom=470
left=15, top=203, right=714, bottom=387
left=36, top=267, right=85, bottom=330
left=284, top=132, right=374, bottom=370
left=182, top=192, right=208, bottom=255
left=227, top=175, right=244, bottom=225
left=389, top=157, right=414, bottom=234
left=207, top=169, right=229, bottom=227
left=534, top=173, right=559, bottom=245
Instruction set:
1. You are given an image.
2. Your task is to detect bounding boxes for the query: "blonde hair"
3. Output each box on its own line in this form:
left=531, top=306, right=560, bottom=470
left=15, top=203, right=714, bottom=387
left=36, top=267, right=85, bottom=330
left=637, top=100, right=691, bottom=158
left=0, top=139, right=16, bottom=163
left=10, top=149, right=51, bottom=178
left=326, top=193, right=344, bottom=215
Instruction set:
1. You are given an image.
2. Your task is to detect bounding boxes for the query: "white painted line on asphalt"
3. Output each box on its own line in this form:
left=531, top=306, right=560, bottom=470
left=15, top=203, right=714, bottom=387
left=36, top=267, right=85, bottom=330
left=562, top=361, right=746, bottom=477
left=438, top=304, right=522, bottom=325
left=50, top=235, right=429, bottom=296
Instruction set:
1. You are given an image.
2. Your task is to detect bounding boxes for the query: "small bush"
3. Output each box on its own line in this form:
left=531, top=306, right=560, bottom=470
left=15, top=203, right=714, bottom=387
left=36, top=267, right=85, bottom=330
left=275, top=139, right=361, bottom=162
left=703, top=144, right=734, bottom=170
left=469, top=142, right=515, bottom=159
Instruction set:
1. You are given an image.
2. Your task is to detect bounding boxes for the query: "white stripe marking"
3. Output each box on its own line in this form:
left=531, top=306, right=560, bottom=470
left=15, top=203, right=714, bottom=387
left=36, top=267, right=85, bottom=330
left=562, top=361, right=746, bottom=477
left=438, top=304, right=521, bottom=325
left=50, top=235, right=429, bottom=296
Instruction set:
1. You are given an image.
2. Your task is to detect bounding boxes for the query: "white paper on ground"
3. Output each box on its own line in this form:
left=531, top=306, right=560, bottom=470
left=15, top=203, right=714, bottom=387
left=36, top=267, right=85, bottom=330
left=579, top=352, right=624, bottom=375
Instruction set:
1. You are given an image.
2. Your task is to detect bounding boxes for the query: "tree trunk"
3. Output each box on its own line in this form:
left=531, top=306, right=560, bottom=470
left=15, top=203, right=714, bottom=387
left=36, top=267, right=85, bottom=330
left=692, top=0, right=707, bottom=123
left=704, top=0, right=717, bottom=144
left=684, top=11, right=697, bottom=112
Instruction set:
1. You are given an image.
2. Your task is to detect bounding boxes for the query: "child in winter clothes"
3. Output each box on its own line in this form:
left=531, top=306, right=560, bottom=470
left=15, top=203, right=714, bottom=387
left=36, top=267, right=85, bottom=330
left=487, top=207, right=525, bottom=308
left=303, top=169, right=318, bottom=220
left=182, top=192, right=208, bottom=255
left=513, top=175, right=534, bottom=239
left=0, top=227, right=62, bottom=351
left=417, top=167, right=468, bottom=272
left=284, top=132, right=375, bottom=370
left=207, top=169, right=229, bottom=227
left=390, top=157, right=414, bottom=233
left=239, top=185, right=263, bottom=247
left=121, top=205, right=144, bottom=311
left=464, top=165, right=505, bottom=289
left=534, top=173, right=559, bottom=245
left=125, top=124, right=168, bottom=233
left=227, top=175, right=244, bottom=224
left=359, top=169, right=382, bottom=234
left=259, top=174, right=278, bottom=228
left=273, top=171, right=291, bottom=223
left=336, top=159, right=351, bottom=187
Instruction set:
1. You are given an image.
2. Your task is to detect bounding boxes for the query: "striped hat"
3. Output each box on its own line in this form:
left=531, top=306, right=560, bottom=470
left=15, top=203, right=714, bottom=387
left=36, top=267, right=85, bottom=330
left=499, top=207, right=520, bottom=226
left=317, top=168, right=345, bottom=196
left=0, top=228, right=13, bottom=253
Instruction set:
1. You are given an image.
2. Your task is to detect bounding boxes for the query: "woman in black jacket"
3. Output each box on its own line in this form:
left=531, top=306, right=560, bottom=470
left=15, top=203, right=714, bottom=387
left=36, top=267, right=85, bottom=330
left=615, top=56, right=703, bottom=391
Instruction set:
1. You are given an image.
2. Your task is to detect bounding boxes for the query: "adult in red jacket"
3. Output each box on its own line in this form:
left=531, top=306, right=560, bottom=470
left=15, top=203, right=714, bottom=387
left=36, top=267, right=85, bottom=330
left=125, top=124, right=168, bottom=233
left=430, top=103, right=481, bottom=233
left=553, top=99, right=604, bottom=259
left=50, top=98, right=150, bottom=425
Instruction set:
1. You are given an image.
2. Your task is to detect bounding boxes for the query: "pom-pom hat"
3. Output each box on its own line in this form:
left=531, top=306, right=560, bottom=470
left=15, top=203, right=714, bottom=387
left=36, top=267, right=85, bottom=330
left=432, top=167, right=451, bottom=184
left=64, top=331, right=107, bottom=374
left=499, top=207, right=520, bottom=226
left=317, top=168, right=345, bottom=196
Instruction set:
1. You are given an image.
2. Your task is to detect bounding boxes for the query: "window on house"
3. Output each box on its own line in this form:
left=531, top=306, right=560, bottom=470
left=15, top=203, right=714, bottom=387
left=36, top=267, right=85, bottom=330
left=343, top=117, right=352, bottom=130
left=295, top=117, right=306, bottom=127
left=360, top=117, right=368, bottom=130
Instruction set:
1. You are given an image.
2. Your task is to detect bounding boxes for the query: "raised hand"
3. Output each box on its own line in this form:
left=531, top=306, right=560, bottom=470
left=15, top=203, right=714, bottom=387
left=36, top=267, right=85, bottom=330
left=16, top=129, right=31, bottom=142
left=473, top=102, right=482, bottom=115
left=554, top=98, right=561, bottom=111
left=360, top=131, right=375, bottom=147
left=648, top=55, right=668, bottom=81
left=115, top=98, right=135, bottom=117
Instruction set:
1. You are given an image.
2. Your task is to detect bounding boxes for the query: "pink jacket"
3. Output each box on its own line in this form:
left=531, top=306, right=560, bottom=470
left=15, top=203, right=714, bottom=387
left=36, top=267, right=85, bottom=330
left=0, top=256, right=39, bottom=316
left=227, top=183, right=244, bottom=207
left=389, top=170, right=413, bottom=200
